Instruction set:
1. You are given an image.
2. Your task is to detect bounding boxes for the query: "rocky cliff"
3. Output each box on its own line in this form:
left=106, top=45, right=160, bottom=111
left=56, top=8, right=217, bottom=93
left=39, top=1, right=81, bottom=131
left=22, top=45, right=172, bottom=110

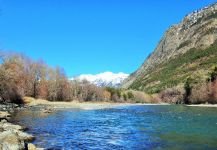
left=123, top=3, right=217, bottom=93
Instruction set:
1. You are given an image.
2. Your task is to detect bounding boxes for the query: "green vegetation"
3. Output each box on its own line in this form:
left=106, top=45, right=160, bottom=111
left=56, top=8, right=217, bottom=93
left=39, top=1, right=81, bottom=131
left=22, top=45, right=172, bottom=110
left=210, top=67, right=217, bottom=82
left=105, top=87, right=122, bottom=101
left=204, top=12, right=217, bottom=21
left=177, top=40, right=191, bottom=50
left=130, top=43, right=217, bottom=94
left=122, top=91, right=134, bottom=101
left=127, top=91, right=134, bottom=99
left=123, top=93, right=127, bottom=101
left=184, top=78, right=192, bottom=104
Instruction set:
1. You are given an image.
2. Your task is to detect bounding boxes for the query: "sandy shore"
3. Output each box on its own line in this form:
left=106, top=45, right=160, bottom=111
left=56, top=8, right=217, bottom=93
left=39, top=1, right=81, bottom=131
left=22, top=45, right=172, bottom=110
left=187, top=104, right=217, bottom=108
left=24, top=97, right=169, bottom=110
left=28, top=100, right=131, bottom=110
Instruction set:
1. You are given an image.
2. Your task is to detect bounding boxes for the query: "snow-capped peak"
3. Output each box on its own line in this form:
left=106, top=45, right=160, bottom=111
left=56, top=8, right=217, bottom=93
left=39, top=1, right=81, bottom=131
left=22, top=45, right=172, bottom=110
left=71, top=72, right=129, bottom=87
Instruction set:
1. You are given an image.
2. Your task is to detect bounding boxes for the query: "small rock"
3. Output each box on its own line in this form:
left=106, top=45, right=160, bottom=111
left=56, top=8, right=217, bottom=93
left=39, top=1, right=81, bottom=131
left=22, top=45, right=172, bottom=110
left=28, top=143, right=37, bottom=150
left=16, top=131, right=35, bottom=142
left=1, top=119, right=8, bottom=123
left=42, top=108, right=53, bottom=113
left=0, top=111, right=11, bottom=120
left=0, top=127, right=4, bottom=132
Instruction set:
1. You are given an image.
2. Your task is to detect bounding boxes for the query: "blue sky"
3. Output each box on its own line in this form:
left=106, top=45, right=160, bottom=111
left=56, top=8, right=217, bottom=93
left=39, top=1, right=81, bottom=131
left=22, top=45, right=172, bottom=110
left=0, top=0, right=216, bottom=77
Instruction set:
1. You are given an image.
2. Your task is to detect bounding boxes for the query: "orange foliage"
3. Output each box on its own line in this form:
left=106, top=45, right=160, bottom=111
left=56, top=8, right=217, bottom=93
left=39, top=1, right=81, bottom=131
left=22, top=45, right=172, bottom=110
left=103, top=90, right=111, bottom=101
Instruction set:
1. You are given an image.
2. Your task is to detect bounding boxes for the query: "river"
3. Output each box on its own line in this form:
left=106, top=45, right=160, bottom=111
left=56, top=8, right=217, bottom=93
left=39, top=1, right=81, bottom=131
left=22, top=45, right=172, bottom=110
left=12, top=105, right=217, bottom=149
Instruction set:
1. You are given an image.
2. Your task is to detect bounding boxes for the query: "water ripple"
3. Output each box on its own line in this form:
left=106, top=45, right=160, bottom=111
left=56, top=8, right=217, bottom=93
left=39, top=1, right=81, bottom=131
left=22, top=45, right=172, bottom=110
left=12, top=105, right=217, bottom=150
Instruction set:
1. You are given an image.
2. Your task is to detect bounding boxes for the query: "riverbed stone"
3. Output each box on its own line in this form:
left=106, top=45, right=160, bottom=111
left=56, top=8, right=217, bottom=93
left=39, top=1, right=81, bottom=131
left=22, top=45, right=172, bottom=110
left=0, top=130, right=25, bottom=150
left=42, top=107, right=53, bottom=113
left=28, top=143, right=37, bottom=150
left=0, top=119, right=8, bottom=124
left=0, top=108, right=40, bottom=150
left=0, top=111, right=11, bottom=120
left=1, top=122, right=24, bottom=131
left=0, top=127, right=4, bottom=132
left=16, top=130, right=35, bottom=142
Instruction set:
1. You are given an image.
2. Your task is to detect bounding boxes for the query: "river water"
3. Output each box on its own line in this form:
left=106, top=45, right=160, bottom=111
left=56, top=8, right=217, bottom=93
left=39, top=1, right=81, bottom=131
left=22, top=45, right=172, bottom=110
left=12, top=105, right=217, bottom=149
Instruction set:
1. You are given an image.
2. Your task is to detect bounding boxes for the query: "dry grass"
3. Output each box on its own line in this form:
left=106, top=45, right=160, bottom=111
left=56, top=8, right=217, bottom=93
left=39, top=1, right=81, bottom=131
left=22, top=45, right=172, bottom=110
left=158, top=86, right=185, bottom=104
left=23, top=97, right=135, bottom=110
left=189, top=83, right=209, bottom=104
left=22, top=96, right=167, bottom=110
left=23, top=97, right=37, bottom=104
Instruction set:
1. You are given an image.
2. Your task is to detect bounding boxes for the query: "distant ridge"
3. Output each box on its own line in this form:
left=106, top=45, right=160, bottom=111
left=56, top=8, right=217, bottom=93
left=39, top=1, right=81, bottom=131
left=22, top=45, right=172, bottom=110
left=72, top=72, right=129, bottom=87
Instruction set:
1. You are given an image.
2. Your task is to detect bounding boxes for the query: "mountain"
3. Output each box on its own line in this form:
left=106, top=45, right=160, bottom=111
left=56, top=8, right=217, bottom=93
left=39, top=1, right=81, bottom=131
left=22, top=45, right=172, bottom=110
left=72, top=72, right=129, bottom=87
left=123, top=3, right=217, bottom=94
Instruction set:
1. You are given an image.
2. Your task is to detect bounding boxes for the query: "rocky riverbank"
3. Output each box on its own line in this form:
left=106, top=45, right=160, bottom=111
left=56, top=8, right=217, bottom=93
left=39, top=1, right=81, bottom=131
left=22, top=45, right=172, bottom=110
left=0, top=104, right=43, bottom=150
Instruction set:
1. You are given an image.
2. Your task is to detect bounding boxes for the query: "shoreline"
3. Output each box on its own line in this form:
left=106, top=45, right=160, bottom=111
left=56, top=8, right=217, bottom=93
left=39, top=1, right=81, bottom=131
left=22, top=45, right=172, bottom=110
left=25, top=98, right=170, bottom=110
left=0, top=107, right=42, bottom=150
left=22, top=97, right=217, bottom=109
left=187, top=104, right=217, bottom=108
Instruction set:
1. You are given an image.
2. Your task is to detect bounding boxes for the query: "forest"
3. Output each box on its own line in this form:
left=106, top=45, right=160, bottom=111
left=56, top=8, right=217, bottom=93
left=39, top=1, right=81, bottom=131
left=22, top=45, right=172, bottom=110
left=0, top=51, right=151, bottom=104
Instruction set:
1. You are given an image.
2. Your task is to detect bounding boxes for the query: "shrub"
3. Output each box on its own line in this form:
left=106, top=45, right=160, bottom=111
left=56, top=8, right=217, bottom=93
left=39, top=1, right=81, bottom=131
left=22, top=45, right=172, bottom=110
left=159, top=86, right=184, bottom=104
left=189, top=83, right=209, bottom=104
left=105, top=87, right=122, bottom=102
left=210, top=67, right=217, bottom=82
left=123, top=93, right=127, bottom=101
left=0, top=66, right=23, bottom=104
left=184, top=78, right=192, bottom=104
left=207, top=80, right=217, bottom=104
left=127, top=91, right=134, bottom=99
left=131, top=90, right=156, bottom=103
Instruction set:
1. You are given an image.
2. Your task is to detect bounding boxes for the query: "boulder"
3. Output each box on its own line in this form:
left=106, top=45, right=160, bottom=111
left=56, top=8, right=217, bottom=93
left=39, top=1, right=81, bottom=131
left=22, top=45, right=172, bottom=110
left=0, top=119, right=7, bottom=124
left=28, top=143, right=36, bottom=150
left=0, top=111, right=11, bottom=120
left=0, top=122, right=25, bottom=131
left=0, top=130, right=25, bottom=150
left=16, top=131, right=35, bottom=142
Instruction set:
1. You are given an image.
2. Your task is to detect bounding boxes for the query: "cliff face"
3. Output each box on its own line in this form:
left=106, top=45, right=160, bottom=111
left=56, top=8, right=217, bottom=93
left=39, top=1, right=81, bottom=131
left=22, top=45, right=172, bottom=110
left=123, top=3, right=217, bottom=92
